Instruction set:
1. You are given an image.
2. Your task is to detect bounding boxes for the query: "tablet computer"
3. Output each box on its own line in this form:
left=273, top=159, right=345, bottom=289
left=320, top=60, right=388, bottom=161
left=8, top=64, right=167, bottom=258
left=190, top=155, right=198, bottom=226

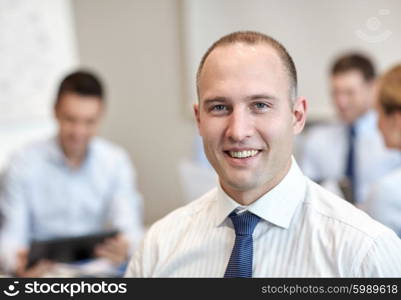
left=27, top=230, right=119, bottom=268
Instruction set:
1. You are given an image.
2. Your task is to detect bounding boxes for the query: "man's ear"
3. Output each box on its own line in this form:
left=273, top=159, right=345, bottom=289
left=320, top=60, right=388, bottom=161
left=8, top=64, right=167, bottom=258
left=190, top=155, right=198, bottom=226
left=292, top=96, right=308, bottom=135
left=194, top=103, right=201, bottom=132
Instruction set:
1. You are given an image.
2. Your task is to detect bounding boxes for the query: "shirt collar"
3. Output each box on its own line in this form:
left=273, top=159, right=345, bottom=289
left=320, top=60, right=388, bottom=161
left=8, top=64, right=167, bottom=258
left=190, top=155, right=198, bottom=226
left=214, top=157, right=306, bottom=229
left=47, top=136, right=64, bottom=164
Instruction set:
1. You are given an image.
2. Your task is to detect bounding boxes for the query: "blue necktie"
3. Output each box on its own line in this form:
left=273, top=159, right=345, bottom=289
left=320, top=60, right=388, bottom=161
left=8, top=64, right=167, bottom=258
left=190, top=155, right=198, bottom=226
left=345, top=125, right=356, bottom=201
left=224, top=211, right=260, bottom=278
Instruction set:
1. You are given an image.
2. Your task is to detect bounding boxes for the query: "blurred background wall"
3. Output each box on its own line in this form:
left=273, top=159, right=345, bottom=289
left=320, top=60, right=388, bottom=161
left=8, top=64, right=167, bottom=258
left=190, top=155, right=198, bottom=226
left=1, top=0, right=401, bottom=226
left=72, top=0, right=195, bottom=226
left=181, top=0, right=401, bottom=121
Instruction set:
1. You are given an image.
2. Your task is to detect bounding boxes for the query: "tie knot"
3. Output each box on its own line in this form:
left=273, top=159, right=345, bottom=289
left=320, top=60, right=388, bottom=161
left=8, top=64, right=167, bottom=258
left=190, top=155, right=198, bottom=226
left=228, top=211, right=260, bottom=236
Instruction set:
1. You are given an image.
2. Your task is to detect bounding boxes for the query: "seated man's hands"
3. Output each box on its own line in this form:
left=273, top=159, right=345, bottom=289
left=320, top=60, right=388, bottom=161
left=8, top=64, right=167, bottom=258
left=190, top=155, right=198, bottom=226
left=94, top=234, right=129, bottom=265
left=15, top=249, right=54, bottom=277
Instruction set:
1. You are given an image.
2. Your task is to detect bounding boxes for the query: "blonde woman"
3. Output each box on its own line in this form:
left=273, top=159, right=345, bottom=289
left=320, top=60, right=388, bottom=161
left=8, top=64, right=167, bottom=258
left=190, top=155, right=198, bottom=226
left=365, top=64, right=401, bottom=237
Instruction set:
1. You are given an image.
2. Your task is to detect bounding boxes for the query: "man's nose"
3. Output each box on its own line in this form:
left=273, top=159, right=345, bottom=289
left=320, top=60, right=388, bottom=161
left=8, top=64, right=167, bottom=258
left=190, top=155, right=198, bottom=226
left=226, top=109, right=254, bottom=142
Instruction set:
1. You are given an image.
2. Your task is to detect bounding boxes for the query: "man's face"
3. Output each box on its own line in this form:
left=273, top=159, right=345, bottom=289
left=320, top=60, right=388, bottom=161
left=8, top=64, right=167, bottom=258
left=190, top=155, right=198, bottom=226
left=331, top=70, right=373, bottom=123
left=195, top=43, right=306, bottom=201
left=55, top=93, right=103, bottom=159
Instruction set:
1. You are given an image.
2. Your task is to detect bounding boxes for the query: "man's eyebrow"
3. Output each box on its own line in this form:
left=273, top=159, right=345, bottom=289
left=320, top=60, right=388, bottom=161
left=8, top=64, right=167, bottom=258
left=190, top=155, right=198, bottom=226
left=245, top=94, right=278, bottom=101
left=202, top=94, right=278, bottom=105
left=202, top=97, right=228, bottom=105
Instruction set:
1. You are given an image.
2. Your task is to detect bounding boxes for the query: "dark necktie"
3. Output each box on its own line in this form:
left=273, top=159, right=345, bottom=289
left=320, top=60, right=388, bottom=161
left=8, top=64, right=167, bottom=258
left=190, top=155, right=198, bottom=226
left=345, top=124, right=356, bottom=200
left=224, top=211, right=260, bottom=278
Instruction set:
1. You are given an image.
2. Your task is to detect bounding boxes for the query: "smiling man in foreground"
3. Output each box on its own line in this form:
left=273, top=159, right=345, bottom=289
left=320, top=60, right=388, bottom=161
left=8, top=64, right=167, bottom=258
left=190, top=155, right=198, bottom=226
left=125, top=31, right=401, bottom=277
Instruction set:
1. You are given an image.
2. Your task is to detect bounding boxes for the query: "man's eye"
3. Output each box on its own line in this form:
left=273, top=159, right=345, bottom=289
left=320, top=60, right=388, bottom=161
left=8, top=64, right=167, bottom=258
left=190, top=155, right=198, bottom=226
left=211, top=105, right=227, bottom=112
left=253, top=102, right=269, bottom=110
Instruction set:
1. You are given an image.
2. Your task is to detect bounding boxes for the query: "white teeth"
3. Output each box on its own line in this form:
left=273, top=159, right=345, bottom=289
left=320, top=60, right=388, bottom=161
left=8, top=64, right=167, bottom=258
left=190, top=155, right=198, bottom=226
left=229, top=150, right=259, bottom=158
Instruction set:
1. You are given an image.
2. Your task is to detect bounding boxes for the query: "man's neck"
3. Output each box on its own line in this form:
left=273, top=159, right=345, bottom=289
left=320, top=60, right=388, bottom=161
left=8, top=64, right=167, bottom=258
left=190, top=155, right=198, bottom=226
left=59, top=146, right=86, bottom=168
left=65, top=154, right=85, bottom=168
left=223, top=188, right=269, bottom=206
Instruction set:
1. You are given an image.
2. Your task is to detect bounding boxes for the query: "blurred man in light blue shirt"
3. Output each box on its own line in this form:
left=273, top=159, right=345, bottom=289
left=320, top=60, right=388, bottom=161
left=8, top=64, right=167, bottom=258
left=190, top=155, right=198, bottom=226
left=0, top=71, right=143, bottom=276
left=300, top=53, right=401, bottom=205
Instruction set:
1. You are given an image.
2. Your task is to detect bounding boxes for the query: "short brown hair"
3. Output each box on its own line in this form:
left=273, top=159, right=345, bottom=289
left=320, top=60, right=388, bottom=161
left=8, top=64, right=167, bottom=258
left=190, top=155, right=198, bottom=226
left=55, top=70, right=104, bottom=107
left=331, top=53, right=376, bottom=81
left=196, top=31, right=297, bottom=100
left=378, top=64, right=401, bottom=114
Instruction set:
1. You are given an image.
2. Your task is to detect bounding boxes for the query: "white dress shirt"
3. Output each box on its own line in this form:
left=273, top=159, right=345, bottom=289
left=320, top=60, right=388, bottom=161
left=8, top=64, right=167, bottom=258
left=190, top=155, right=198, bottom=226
left=125, top=158, right=401, bottom=277
left=0, top=136, right=144, bottom=272
left=364, top=167, right=401, bottom=237
left=300, top=111, right=401, bottom=204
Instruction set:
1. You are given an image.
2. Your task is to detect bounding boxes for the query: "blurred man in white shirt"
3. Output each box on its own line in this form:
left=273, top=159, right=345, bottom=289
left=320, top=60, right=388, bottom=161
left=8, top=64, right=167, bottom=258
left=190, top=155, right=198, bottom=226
left=300, top=53, right=401, bottom=205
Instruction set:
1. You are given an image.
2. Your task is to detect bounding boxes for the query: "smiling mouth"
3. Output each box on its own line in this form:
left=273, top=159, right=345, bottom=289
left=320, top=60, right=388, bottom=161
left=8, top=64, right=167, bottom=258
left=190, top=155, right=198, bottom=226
left=225, top=150, right=260, bottom=159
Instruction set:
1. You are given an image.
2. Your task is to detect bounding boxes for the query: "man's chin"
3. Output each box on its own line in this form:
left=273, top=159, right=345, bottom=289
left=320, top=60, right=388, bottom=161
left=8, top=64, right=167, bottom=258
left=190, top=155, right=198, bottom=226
left=224, top=177, right=258, bottom=192
left=338, top=113, right=355, bottom=124
left=64, top=145, right=87, bottom=157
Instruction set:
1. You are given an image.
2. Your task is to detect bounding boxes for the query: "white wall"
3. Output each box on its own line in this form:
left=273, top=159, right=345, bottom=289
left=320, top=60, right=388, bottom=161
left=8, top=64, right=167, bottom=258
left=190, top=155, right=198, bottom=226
left=182, top=0, right=401, bottom=121
left=0, top=0, right=77, bottom=170
left=72, top=0, right=195, bottom=226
